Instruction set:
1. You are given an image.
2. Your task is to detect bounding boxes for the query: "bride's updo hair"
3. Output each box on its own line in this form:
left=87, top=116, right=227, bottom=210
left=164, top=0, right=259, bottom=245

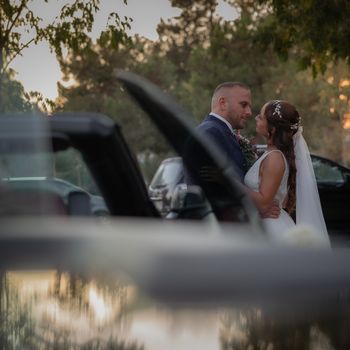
left=264, top=100, right=301, bottom=214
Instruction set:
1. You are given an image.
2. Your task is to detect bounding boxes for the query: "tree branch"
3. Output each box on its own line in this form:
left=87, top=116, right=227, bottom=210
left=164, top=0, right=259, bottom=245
left=5, top=0, right=27, bottom=36
left=1, top=37, right=35, bottom=73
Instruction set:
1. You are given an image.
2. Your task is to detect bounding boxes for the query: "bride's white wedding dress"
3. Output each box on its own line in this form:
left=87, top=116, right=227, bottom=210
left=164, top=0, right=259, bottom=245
left=244, top=150, right=296, bottom=241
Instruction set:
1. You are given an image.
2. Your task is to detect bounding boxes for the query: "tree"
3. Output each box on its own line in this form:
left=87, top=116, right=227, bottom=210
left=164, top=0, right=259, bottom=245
left=58, top=0, right=350, bottom=174
left=56, top=36, right=178, bottom=181
left=255, top=0, right=350, bottom=75
left=155, top=0, right=219, bottom=80
left=160, top=1, right=346, bottom=163
left=0, top=68, right=32, bottom=112
left=0, top=0, right=131, bottom=106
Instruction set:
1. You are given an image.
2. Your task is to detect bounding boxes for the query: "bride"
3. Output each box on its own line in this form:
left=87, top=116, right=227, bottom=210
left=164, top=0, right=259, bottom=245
left=244, top=100, right=330, bottom=246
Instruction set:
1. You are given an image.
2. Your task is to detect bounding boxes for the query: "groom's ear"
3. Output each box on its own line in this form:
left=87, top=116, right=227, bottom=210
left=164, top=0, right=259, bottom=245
left=219, top=96, right=226, bottom=109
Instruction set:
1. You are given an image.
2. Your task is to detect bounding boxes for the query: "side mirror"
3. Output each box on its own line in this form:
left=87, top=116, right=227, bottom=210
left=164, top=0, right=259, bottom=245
left=166, top=184, right=213, bottom=220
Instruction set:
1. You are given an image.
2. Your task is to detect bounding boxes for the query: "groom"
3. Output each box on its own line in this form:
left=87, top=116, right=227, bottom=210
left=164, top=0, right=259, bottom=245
left=185, top=81, right=279, bottom=219
left=198, top=81, right=252, bottom=182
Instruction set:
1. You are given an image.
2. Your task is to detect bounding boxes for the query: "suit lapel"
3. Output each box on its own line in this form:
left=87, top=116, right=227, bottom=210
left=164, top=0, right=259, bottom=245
left=203, top=115, right=246, bottom=178
left=206, top=115, right=239, bottom=145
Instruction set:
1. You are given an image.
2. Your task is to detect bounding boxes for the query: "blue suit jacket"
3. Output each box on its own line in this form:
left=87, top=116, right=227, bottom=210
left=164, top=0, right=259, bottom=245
left=196, top=115, right=246, bottom=182
left=183, top=114, right=246, bottom=220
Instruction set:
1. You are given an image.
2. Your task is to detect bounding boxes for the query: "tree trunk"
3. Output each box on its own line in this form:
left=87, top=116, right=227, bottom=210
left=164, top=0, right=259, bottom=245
left=0, top=49, right=4, bottom=111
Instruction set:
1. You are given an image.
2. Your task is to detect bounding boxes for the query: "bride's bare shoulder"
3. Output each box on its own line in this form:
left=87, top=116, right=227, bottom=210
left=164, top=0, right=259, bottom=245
left=261, top=150, right=286, bottom=172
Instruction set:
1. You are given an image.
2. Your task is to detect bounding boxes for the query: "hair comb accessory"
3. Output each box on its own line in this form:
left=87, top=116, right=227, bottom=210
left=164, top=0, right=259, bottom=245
left=272, top=100, right=282, bottom=119
left=290, top=116, right=302, bottom=131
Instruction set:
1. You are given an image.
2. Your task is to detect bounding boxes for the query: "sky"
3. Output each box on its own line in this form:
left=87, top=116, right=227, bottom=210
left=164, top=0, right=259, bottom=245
left=10, top=0, right=235, bottom=101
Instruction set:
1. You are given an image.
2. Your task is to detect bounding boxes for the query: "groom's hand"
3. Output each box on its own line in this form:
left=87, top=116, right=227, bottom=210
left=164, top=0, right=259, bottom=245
left=261, top=199, right=280, bottom=219
left=199, top=166, right=224, bottom=184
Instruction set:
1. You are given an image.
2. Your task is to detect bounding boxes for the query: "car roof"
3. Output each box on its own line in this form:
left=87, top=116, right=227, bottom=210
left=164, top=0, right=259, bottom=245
left=2, top=176, right=87, bottom=195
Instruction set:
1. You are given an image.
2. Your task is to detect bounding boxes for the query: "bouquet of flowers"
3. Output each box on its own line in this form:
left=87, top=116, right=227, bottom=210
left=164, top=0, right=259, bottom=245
left=236, top=133, right=257, bottom=171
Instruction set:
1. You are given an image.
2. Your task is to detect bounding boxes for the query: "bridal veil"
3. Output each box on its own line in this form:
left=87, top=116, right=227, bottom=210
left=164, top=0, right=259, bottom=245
left=293, top=128, right=331, bottom=246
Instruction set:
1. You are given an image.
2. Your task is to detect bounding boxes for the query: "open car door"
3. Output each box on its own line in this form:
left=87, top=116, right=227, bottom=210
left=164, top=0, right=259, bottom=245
left=0, top=113, right=159, bottom=218
left=116, top=71, right=262, bottom=230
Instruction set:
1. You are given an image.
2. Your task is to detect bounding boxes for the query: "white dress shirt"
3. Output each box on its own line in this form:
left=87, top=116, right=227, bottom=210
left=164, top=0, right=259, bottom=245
left=209, top=113, right=236, bottom=136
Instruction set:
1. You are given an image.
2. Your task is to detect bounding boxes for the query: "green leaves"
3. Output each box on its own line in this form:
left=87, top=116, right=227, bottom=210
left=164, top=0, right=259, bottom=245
left=19, top=0, right=347, bottom=171
left=256, top=0, right=350, bottom=76
left=0, top=69, right=32, bottom=113
left=0, top=0, right=131, bottom=74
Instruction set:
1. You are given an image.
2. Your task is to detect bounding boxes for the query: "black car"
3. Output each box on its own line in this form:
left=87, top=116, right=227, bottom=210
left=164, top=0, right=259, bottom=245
left=312, top=155, right=350, bottom=234
left=149, top=155, right=350, bottom=237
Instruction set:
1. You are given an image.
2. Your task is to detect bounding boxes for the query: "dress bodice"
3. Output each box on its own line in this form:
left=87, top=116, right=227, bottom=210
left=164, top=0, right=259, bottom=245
left=244, top=150, right=289, bottom=207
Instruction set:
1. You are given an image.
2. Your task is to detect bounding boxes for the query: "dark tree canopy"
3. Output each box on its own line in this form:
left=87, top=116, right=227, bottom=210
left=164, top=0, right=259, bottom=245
left=56, top=0, right=350, bottom=170
left=256, top=0, right=350, bottom=75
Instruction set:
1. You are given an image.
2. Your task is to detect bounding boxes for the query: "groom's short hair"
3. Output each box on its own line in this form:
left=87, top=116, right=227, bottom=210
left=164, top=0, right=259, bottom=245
left=211, top=82, right=250, bottom=108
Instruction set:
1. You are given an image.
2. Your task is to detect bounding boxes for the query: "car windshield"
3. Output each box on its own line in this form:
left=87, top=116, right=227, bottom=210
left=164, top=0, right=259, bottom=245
left=312, top=157, right=345, bottom=183
left=2, top=267, right=342, bottom=350
left=149, top=159, right=182, bottom=188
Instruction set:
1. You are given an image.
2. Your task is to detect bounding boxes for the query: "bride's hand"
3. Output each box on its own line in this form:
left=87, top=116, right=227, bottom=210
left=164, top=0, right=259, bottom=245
left=261, top=199, right=280, bottom=219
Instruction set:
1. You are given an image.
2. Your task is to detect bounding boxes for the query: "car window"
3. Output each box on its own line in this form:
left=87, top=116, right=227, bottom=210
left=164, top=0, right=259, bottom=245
left=312, top=157, right=345, bottom=183
left=0, top=149, right=99, bottom=193
left=0, top=147, right=106, bottom=216
left=150, top=160, right=183, bottom=188
left=54, top=149, right=100, bottom=195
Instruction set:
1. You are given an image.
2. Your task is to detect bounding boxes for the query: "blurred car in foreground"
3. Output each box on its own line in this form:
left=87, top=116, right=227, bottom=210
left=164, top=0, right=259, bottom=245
left=1, top=72, right=350, bottom=349
left=149, top=155, right=350, bottom=238
left=1, top=218, right=350, bottom=349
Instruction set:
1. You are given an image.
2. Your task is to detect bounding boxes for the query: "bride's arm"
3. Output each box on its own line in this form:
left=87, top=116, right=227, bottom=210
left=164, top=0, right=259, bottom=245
left=246, top=152, right=285, bottom=212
